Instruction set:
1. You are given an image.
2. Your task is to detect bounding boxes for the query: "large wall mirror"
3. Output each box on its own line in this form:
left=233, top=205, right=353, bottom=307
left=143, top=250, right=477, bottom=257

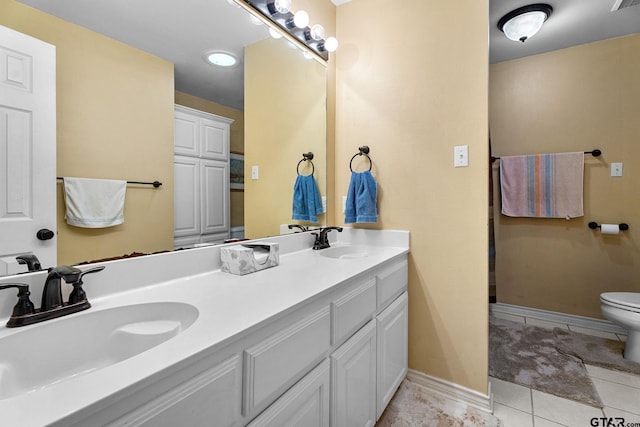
left=4, top=0, right=327, bottom=273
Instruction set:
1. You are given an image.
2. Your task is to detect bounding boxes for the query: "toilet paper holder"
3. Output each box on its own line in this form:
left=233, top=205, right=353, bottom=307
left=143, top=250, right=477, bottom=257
left=588, top=222, right=629, bottom=231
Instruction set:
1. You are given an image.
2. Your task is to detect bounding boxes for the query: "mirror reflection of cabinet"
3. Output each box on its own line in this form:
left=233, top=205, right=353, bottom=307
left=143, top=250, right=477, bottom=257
left=174, top=105, right=233, bottom=248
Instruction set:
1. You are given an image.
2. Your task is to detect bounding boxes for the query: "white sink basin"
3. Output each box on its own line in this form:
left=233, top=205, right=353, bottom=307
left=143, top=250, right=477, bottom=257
left=319, top=245, right=383, bottom=260
left=0, top=302, right=198, bottom=400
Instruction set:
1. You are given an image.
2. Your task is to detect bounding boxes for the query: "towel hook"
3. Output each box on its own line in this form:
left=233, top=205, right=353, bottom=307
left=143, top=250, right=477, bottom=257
left=297, top=152, right=315, bottom=176
left=349, top=146, right=373, bottom=172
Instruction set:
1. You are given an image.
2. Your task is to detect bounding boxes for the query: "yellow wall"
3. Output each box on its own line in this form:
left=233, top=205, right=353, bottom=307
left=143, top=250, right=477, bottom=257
left=244, top=38, right=328, bottom=238
left=175, top=91, right=245, bottom=228
left=335, top=0, right=489, bottom=393
left=490, top=34, right=640, bottom=318
left=1, top=0, right=175, bottom=265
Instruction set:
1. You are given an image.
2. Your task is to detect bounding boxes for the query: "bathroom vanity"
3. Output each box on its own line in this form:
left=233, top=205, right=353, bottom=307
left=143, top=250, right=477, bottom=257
left=0, top=228, right=409, bottom=426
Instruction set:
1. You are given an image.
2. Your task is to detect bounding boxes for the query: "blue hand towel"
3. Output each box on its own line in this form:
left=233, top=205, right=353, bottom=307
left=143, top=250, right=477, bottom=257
left=344, top=170, right=378, bottom=223
left=292, top=174, right=323, bottom=223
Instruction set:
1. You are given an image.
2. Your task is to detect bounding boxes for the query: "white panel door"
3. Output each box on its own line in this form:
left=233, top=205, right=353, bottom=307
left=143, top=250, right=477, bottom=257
left=173, top=155, right=200, bottom=237
left=376, top=292, right=408, bottom=419
left=331, top=320, right=377, bottom=427
left=200, top=116, right=229, bottom=161
left=174, top=108, right=199, bottom=157
left=247, top=359, right=330, bottom=427
left=0, top=26, right=56, bottom=275
left=200, top=159, right=229, bottom=235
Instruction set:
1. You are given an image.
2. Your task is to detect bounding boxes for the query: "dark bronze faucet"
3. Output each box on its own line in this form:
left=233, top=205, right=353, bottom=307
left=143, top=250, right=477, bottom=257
left=287, top=224, right=308, bottom=233
left=312, top=226, right=343, bottom=250
left=0, top=265, right=105, bottom=328
left=16, top=254, right=42, bottom=272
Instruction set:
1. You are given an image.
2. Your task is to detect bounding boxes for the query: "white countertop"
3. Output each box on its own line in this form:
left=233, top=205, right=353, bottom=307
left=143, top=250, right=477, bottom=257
left=0, top=228, right=409, bottom=426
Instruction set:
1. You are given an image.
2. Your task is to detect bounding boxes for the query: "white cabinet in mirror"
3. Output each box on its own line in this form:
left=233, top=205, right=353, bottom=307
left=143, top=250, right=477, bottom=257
left=174, top=105, right=233, bottom=248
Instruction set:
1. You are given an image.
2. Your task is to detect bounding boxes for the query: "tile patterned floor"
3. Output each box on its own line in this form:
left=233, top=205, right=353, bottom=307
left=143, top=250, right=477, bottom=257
left=491, top=312, right=640, bottom=427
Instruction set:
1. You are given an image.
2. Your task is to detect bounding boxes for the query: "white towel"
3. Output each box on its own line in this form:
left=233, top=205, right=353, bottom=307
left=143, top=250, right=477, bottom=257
left=63, top=177, right=127, bottom=228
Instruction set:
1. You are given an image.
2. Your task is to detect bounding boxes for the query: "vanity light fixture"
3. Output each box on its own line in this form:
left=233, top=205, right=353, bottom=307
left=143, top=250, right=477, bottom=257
left=235, top=0, right=338, bottom=61
left=204, top=51, right=238, bottom=67
left=498, top=3, right=552, bottom=43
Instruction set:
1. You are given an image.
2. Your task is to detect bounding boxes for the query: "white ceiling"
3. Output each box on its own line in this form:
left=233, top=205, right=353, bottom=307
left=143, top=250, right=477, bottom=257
left=16, top=0, right=640, bottom=108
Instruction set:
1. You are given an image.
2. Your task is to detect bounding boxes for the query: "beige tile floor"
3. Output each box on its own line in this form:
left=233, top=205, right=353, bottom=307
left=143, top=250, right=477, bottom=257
left=491, top=312, right=640, bottom=427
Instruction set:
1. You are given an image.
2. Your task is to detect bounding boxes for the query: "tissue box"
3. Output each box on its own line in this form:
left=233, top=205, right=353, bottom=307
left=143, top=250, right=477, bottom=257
left=220, top=242, right=280, bottom=276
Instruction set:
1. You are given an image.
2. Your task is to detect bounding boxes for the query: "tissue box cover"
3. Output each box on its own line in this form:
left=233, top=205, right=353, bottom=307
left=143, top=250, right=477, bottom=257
left=220, top=242, right=280, bottom=275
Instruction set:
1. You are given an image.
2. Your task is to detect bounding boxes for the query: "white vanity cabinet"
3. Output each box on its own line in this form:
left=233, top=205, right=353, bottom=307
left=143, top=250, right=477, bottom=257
left=58, top=255, right=408, bottom=427
left=329, top=260, right=409, bottom=427
left=174, top=105, right=233, bottom=247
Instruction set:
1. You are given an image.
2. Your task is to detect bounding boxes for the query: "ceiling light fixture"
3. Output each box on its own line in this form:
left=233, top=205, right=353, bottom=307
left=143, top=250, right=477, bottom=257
left=204, top=51, right=238, bottom=67
left=498, top=3, right=552, bottom=43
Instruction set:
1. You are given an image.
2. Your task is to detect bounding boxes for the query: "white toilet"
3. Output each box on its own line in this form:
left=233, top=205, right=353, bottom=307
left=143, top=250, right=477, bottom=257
left=600, top=292, right=640, bottom=363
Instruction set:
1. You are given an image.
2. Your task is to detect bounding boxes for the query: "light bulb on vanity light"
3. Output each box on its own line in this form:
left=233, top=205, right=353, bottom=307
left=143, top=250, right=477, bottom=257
left=305, top=24, right=325, bottom=41
left=319, top=36, right=338, bottom=53
left=293, top=10, right=309, bottom=28
left=268, top=0, right=291, bottom=14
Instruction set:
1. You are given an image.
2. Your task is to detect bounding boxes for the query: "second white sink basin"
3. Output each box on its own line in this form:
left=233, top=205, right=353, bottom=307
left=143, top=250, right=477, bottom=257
left=0, top=302, right=198, bottom=400
left=320, top=245, right=383, bottom=260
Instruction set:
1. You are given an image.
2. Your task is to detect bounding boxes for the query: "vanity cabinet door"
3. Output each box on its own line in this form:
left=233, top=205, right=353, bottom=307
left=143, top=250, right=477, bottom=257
left=331, top=320, right=377, bottom=427
left=331, top=277, right=377, bottom=347
left=247, top=359, right=330, bottom=427
left=114, top=355, right=242, bottom=427
left=376, top=292, right=408, bottom=419
left=376, top=259, right=408, bottom=310
left=243, top=306, right=331, bottom=416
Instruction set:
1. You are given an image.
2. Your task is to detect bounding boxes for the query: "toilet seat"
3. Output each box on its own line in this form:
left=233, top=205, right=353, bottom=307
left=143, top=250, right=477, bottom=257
left=601, top=292, right=640, bottom=313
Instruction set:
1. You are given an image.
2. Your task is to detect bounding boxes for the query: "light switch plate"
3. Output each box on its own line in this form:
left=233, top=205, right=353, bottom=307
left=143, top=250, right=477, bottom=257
left=251, top=165, right=259, bottom=180
left=611, top=162, right=623, bottom=177
left=454, top=145, right=469, bottom=168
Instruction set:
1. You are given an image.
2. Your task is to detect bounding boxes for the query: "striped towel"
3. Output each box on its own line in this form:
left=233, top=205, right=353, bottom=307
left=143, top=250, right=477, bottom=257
left=500, top=152, right=584, bottom=218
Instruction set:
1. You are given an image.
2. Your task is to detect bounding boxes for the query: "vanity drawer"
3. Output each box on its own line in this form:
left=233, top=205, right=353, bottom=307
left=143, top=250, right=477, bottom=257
left=243, top=306, right=331, bottom=416
left=377, top=259, right=408, bottom=309
left=331, top=277, right=376, bottom=346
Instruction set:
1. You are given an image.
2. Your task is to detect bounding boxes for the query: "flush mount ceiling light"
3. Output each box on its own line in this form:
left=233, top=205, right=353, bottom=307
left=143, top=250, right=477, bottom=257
left=498, top=3, right=553, bottom=43
left=204, top=51, right=238, bottom=67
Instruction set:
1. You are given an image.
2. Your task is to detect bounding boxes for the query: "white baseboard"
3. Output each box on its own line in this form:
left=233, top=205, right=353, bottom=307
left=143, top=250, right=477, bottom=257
left=406, top=369, right=493, bottom=414
left=490, top=302, right=627, bottom=335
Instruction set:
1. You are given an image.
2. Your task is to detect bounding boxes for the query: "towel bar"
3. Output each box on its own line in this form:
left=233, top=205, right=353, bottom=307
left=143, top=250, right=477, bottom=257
left=490, top=149, right=601, bottom=164
left=57, top=177, right=162, bottom=188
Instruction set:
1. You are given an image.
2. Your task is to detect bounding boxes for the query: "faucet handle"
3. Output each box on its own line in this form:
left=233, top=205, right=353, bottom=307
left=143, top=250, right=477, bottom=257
left=68, top=266, right=105, bottom=305
left=0, top=283, right=36, bottom=318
